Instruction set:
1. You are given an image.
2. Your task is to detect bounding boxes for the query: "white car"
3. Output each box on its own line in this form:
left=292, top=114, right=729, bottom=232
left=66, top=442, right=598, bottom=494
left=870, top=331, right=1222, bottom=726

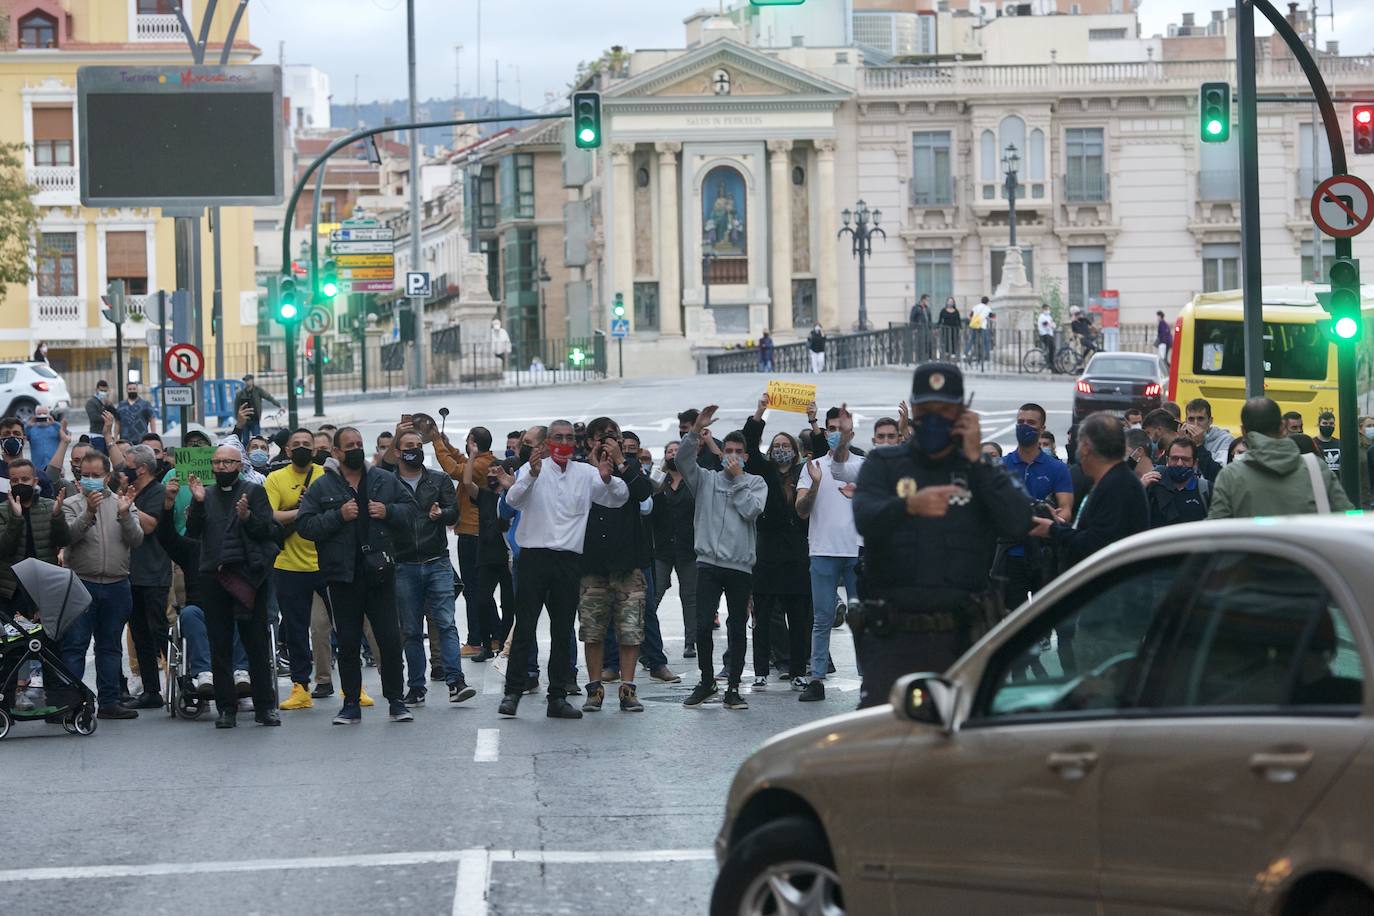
left=0, top=363, right=72, bottom=422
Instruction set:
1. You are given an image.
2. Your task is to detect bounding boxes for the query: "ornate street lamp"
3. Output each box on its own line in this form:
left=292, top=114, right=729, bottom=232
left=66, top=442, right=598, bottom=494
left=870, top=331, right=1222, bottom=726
left=837, top=199, right=885, bottom=332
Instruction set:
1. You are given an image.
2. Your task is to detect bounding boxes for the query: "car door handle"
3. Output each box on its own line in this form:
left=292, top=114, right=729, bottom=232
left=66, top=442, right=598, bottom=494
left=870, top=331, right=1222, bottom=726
left=1249, top=747, right=1314, bottom=783
left=1047, top=749, right=1099, bottom=780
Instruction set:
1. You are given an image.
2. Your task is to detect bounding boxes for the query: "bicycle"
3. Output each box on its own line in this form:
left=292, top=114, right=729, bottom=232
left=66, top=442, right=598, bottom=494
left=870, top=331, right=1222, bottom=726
left=1054, top=335, right=1101, bottom=375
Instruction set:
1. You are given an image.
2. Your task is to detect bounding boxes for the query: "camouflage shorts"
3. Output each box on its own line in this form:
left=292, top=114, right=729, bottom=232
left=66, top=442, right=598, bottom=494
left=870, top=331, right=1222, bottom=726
left=578, top=569, right=646, bottom=646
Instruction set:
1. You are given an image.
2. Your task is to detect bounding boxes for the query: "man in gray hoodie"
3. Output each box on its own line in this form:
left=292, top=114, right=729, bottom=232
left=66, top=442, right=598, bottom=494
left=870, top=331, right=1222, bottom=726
left=677, top=405, right=767, bottom=711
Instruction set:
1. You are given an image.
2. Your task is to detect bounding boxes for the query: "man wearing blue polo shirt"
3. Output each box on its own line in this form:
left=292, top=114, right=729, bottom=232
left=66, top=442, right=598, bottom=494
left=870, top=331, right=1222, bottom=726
left=1001, top=403, right=1073, bottom=612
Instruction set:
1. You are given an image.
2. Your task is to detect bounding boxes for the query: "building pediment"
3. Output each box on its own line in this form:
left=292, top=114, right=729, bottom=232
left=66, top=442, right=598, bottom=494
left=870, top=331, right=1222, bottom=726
left=606, top=40, right=850, bottom=107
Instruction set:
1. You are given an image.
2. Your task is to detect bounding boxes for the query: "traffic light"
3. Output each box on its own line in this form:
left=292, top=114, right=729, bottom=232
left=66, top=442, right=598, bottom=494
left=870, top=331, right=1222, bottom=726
left=1199, top=82, right=1230, bottom=142
left=320, top=259, right=339, bottom=299
left=612, top=292, right=625, bottom=319
left=572, top=91, right=602, bottom=150
left=1354, top=105, right=1374, bottom=155
left=277, top=276, right=300, bottom=324
left=1327, top=257, right=1363, bottom=341
left=100, top=279, right=126, bottom=324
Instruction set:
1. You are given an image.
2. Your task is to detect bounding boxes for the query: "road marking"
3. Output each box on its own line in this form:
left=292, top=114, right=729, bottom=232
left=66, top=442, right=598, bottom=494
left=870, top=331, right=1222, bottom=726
left=452, top=849, right=490, bottom=916
left=474, top=728, right=500, bottom=762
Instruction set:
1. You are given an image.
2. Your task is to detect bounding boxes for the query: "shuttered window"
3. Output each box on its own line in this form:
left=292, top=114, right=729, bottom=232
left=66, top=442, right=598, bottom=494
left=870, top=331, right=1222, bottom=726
left=33, top=108, right=73, bottom=167
left=106, top=232, right=149, bottom=279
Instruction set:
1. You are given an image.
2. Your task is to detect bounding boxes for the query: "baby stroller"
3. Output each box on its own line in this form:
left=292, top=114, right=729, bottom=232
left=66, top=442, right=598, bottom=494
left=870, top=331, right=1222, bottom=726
left=0, top=559, right=97, bottom=738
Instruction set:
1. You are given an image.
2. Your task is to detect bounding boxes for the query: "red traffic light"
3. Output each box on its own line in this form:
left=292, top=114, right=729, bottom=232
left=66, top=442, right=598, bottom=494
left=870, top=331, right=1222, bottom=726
left=1358, top=108, right=1373, bottom=125
left=1355, top=105, right=1374, bottom=155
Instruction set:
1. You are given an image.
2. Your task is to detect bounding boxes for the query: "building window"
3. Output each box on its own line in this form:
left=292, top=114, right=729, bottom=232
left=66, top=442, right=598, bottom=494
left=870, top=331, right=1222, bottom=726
left=515, top=153, right=535, bottom=218
left=1199, top=134, right=1239, bottom=201
left=1301, top=238, right=1336, bottom=283
left=18, top=11, right=58, bottom=49
left=636, top=166, right=650, bottom=188
left=137, top=0, right=182, bottom=12
left=911, top=131, right=952, bottom=206
left=106, top=231, right=149, bottom=297
left=980, top=129, right=997, bottom=199
left=792, top=165, right=805, bottom=187
left=1067, top=245, right=1106, bottom=310
left=502, top=228, right=539, bottom=343
left=1089, top=28, right=1129, bottom=40
left=32, top=107, right=73, bottom=167
left=853, top=12, right=932, bottom=55
left=1202, top=242, right=1240, bottom=292
left=36, top=233, right=77, bottom=297
left=634, top=281, right=660, bottom=331
left=792, top=279, right=817, bottom=329
left=914, top=249, right=954, bottom=305
left=1298, top=122, right=1333, bottom=198
left=991, top=247, right=1034, bottom=290
left=1065, top=127, right=1107, bottom=202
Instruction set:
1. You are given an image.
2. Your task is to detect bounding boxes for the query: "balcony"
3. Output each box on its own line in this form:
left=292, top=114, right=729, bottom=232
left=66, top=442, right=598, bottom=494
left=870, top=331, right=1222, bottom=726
left=31, top=296, right=88, bottom=340
left=911, top=180, right=955, bottom=208
left=134, top=13, right=183, bottom=42
left=1064, top=173, right=1109, bottom=204
left=1199, top=169, right=1241, bottom=202
left=27, top=166, right=77, bottom=204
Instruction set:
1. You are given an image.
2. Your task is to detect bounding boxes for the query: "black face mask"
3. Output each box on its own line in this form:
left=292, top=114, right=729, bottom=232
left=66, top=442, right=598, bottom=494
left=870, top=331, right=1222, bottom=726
left=313, top=449, right=330, bottom=465
left=1125, top=455, right=1139, bottom=471
left=486, top=476, right=502, bottom=491
left=154, top=460, right=171, bottom=479
left=400, top=448, right=424, bottom=468
left=342, top=448, right=366, bottom=470
left=214, top=470, right=240, bottom=489
left=126, top=392, right=138, bottom=401
left=10, top=483, right=34, bottom=503
left=663, top=457, right=677, bottom=472
left=291, top=447, right=313, bottom=468
left=122, top=467, right=139, bottom=486
left=1, top=437, right=22, bottom=457
left=518, top=444, right=533, bottom=465
left=1319, top=425, right=1336, bottom=438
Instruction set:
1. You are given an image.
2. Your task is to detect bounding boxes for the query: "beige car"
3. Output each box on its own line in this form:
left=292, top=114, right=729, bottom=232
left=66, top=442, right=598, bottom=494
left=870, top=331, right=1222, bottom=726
left=712, top=516, right=1374, bottom=916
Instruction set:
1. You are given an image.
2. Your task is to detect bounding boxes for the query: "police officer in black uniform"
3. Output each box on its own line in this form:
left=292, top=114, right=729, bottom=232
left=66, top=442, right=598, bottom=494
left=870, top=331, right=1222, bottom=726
left=828, top=362, right=1033, bottom=709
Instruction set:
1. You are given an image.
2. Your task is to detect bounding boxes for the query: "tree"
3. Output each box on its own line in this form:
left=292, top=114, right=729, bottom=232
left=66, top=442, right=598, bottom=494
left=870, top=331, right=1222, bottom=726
left=0, top=143, right=39, bottom=304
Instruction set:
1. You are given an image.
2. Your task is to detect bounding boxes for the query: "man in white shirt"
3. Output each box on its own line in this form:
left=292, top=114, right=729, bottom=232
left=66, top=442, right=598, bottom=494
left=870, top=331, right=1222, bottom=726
left=494, top=420, right=628, bottom=720
left=1036, top=303, right=1056, bottom=360
left=794, top=405, right=863, bottom=703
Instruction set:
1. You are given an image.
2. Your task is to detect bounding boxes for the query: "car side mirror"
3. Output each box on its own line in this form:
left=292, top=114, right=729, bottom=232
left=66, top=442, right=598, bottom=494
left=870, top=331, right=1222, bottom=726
left=891, top=672, right=958, bottom=732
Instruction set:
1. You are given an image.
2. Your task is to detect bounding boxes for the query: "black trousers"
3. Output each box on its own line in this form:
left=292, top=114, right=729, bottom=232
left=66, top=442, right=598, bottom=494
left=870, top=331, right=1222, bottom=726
left=477, top=561, right=515, bottom=645
left=202, top=580, right=276, bottom=714
left=502, top=548, right=579, bottom=698
left=128, top=584, right=169, bottom=697
left=696, top=564, right=751, bottom=689
left=456, top=535, right=482, bottom=646
left=855, top=629, right=962, bottom=710
left=327, top=573, right=404, bottom=705
left=275, top=568, right=329, bottom=687
left=752, top=593, right=811, bottom=680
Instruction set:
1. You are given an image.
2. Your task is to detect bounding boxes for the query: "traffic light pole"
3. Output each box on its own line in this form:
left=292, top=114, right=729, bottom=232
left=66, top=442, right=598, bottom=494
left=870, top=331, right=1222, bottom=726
left=285, top=320, right=299, bottom=431
left=1236, top=0, right=1362, bottom=503
left=311, top=166, right=327, bottom=419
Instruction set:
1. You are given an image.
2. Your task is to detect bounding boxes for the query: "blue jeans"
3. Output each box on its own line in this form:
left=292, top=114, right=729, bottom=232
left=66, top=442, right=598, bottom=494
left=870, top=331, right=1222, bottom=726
left=180, top=604, right=248, bottom=675
left=60, top=579, right=133, bottom=708
left=275, top=568, right=328, bottom=686
left=809, top=556, right=858, bottom=681
left=603, top=564, right=667, bottom=672
left=395, top=557, right=466, bottom=689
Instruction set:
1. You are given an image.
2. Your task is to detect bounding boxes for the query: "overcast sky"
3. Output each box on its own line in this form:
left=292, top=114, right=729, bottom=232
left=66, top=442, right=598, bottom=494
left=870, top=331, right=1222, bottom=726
left=246, top=0, right=1374, bottom=108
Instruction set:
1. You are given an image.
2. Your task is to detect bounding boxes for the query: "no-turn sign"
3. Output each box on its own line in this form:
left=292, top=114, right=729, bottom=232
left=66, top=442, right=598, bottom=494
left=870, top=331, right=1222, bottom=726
left=164, top=343, right=204, bottom=384
left=1311, top=174, right=1374, bottom=239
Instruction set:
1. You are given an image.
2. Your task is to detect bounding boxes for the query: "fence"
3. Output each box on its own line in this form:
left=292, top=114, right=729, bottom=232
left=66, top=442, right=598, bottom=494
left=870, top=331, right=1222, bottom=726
left=706, top=322, right=1159, bottom=375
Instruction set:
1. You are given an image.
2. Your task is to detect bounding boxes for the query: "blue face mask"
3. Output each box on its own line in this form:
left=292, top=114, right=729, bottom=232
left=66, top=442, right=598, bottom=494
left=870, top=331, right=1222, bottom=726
left=1165, top=464, right=1195, bottom=484
left=914, top=413, right=955, bottom=454
left=825, top=431, right=842, bottom=451
left=248, top=450, right=269, bottom=469
left=1015, top=423, right=1040, bottom=446
left=80, top=477, right=104, bottom=493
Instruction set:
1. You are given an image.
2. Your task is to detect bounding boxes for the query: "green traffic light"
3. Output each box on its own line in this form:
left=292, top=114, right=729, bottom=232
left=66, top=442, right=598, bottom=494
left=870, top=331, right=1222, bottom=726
left=322, top=280, right=339, bottom=298
left=1334, top=316, right=1359, bottom=339
left=579, top=127, right=596, bottom=144
left=1205, top=119, right=1223, bottom=136
left=280, top=301, right=298, bottom=321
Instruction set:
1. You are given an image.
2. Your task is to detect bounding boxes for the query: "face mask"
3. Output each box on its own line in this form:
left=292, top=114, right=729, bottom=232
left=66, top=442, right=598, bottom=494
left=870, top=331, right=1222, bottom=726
left=1126, top=454, right=1139, bottom=471
left=214, top=470, right=240, bottom=489
left=290, top=446, right=313, bottom=468
left=548, top=441, right=575, bottom=466
left=505, top=448, right=516, bottom=459
left=1014, top=423, right=1040, bottom=446
left=400, top=448, right=425, bottom=468
left=1128, top=422, right=1142, bottom=430
left=127, top=392, right=138, bottom=401
left=80, top=477, right=104, bottom=493
left=96, top=390, right=109, bottom=402
left=486, top=475, right=502, bottom=491
left=1319, top=425, right=1336, bottom=438
left=723, top=453, right=743, bottom=470
left=518, top=444, right=533, bottom=465
left=770, top=447, right=795, bottom=465
left=663, top=457, right=677, bottom=472
left=342, top=448, right=366, bottom=471
left=1, top=437, right=22, bottom=457
left=1165, top=464, right=1195, bottom=484
left=825, top=431, right=841, bottom=451
left=122, top=467, right=140, bottom=486
left=248, top=450, right=270, bottom=469
left=913, top=413, right=954, bottom=454
left=1363, top=426, right=1374, bottom=439
left=313, top=449, right=330, bottom=466
left=10, top=483, right=34, bottom=503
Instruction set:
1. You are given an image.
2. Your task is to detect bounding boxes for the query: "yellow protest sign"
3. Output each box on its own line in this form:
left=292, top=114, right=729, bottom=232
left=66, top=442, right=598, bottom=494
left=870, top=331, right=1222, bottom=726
left=766, top=380, right=817, bottom=414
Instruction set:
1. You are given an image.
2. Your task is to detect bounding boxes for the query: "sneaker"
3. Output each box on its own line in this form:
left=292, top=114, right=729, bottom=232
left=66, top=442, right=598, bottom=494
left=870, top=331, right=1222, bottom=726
left=619, top=683, right=644, bottom=713
left=311, top=682, right=335, bottom=699
left=449, top=681, right=477, bottom=704
left=255, top=710, right=281, bottom=726
left=280, top=683, right=314, bottom=710
left=833, top=600, right=847, bottom=629
left=473, top=647, right=494, bottom=662
left=600, top=669, right=621, bottom=683
left=723, top=689, right=749, bottom=710
left=402, top=687, right=427, bottom=708
left=683, top=646, right=697, bottom=659
left=388, top=700, right=414, bottom=722
left=13, top=690, right=35, bottom=712
left=523, top=677, right=541, bottom=696
left=546, top=697, right=583, bottom=719
left=799, top=680, right=826, bottom=703
left=498, top=693, right=521, bottom=718
left=716, top=666, right=728, bottom=679
left=215, top=710, right=237, bottom=728
left=563, top=682, right=582, bottom=696
left=193, top=672, right=215, bottom=696
left=429, top=665, right=446, bottom=682
left=358, top=688, right=375, bottom=707
left=97, top=704, right=139, bottom=720
left=790, top=677, right=807, bottom=691
left=233, top=670, right=251, bottom=697
left=752, top=676, right=768, bottom=689
left=461, top=645, right=481, bottom=658
left=275, top=653, right=291, bottom=677
left=683, top=681, right=718, bottom=708
left=649, top=666, right=681, bottom=684
left=582, top=682, right=605, bottom=712
left=130, top=692, right=164, bottom=710
left=332, top=703, right=362, bottom=725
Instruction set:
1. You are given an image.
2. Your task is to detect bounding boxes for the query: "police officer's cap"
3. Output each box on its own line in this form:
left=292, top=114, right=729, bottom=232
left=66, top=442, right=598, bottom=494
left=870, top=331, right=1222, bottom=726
left=910, top=361, right=964, bottom=406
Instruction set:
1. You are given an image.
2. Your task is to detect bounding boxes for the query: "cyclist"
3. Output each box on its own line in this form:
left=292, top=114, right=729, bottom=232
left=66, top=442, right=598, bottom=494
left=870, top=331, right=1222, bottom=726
left=1069, top=307, right=1099, bottom=361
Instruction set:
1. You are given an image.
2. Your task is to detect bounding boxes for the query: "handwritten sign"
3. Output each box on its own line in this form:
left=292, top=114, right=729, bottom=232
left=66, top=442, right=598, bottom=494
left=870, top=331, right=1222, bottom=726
left=766, top=380, right=818, bottom=414
left=173, top=447, right=215, bottom=485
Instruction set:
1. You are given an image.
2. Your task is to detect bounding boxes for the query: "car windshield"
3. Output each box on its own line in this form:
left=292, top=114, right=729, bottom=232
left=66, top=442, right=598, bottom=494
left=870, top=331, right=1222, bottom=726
left=1192, top=319, right=1328, bottom=380
left=1087, top=356, right=1156, bottom=377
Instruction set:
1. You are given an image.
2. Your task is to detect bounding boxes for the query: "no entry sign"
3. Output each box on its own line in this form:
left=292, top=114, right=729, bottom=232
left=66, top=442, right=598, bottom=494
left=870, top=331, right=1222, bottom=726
left=1311, top=174, right=1374, bottom=239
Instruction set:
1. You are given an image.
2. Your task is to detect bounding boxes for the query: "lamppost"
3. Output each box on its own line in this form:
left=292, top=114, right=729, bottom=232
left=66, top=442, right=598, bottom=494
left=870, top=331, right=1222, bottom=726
left=1002, top=143, right=1021, bottom=247
left=537, top=256, right=552, bottom=370
left=837, top=199, right=885, bottom=332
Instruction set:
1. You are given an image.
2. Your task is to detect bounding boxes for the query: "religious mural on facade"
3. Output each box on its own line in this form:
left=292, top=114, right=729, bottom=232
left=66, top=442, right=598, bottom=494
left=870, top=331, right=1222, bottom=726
left=702, top=165, right=747, bottom=256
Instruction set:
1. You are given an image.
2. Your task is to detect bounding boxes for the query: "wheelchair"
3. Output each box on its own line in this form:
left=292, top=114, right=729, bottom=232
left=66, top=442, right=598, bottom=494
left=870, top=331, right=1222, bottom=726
left=165, top=607, right=280, bottom=720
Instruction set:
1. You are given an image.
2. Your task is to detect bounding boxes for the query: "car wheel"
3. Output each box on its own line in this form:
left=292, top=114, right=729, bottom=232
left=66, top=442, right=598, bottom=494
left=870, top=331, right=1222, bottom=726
left=1308, top=887, right=1374, bottom=916
left=7, top=399, right=36, bottom=424
left=710, top=816, right=844, bottom=916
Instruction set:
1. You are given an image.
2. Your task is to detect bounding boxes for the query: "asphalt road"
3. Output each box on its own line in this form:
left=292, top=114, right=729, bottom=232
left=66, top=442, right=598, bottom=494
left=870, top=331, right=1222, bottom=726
left=2, top=369, right=1075, bottom=916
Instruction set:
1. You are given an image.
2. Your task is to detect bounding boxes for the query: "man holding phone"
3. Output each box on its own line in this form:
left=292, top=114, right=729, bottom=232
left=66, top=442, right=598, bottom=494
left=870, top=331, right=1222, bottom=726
left=232, top=375, right=281, bottom=439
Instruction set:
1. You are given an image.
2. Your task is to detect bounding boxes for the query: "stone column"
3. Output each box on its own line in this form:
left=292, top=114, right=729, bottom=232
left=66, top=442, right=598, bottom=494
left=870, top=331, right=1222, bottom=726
left=767, top=139, right=794, bottom=334
left=655, top=141, right=682, bottom=336
left=814, top=139, right=840, bottom=329
left=610, top=142, right=636, bottom=330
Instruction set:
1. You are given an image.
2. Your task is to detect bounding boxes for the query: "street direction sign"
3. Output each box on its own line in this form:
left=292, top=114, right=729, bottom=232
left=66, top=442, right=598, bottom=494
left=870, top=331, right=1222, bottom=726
left=164, top=343, right=204, bottom=383
left=163, top=385, right=195, bottom=406
left=328, top=241, right=394, bottom=255
left=335, top=254, right=394, bottom=268
left=330, top=227, right=395, bottom=242
left=407, top=272, right=432, bottom=297
left=610, top=318, right=630, bottom=339
left=348, top=280, right=396, bottom=293
left=303, top=306, right=334, bottom=335
left=340, top=267, right=395, bottom=280
left=1311, top=174, right=1374, bottom=238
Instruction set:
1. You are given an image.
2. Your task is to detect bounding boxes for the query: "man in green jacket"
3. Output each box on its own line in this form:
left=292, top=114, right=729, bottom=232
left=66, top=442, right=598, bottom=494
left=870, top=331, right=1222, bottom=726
left=1208, top=397, right=1354, bottom=519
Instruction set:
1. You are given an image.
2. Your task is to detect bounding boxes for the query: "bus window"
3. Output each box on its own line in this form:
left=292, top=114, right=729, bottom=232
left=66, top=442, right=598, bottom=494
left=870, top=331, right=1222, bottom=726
left=1193, top=319, right=1328, bottom=380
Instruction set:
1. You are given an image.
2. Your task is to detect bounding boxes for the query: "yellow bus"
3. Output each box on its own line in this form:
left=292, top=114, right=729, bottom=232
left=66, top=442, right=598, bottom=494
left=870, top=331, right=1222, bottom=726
left=1167, top=285, right=1374, bottom=435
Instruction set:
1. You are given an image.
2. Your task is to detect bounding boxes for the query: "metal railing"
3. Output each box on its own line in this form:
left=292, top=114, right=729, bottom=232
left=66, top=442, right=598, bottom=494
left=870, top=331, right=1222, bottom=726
left=133, top=13, right=183, bottom=41
left=32, top=296, right=84, bottom=326
left=1063, top=172, right=1109, bottom=204
left=27, top=166, right=76, bottom=194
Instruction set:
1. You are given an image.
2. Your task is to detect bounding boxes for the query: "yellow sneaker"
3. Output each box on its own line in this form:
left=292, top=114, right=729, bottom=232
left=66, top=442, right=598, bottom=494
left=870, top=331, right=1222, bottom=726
left=280, top=683, right=313, bottom=711
left=359, top=688, right=375, bottom=707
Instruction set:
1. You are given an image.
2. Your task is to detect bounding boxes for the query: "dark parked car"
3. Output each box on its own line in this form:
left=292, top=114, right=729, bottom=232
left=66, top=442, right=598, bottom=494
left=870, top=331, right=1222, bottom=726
left=1072, top=352, right=1162, bottom=421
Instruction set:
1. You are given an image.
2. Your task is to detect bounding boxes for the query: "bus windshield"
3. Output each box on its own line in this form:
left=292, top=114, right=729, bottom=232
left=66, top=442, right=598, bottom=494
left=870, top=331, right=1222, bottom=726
left=1192, top=319, right=1328, bottom=380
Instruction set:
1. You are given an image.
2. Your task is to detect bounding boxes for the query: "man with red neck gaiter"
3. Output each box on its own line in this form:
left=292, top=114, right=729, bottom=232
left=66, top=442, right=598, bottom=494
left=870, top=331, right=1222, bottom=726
left=495, top=420, right=629, bottom=720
